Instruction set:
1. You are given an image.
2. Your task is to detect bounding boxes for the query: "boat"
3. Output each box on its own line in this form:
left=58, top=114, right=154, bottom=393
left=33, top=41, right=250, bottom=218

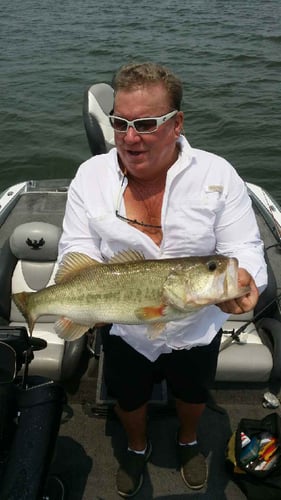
left=0, top=83, right=281, bottom=499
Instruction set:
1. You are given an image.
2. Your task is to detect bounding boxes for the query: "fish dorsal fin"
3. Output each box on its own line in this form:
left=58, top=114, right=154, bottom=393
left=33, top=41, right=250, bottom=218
left=55, top=252, right=100, bottom=284
left=107, top=249, right=146, bottom=264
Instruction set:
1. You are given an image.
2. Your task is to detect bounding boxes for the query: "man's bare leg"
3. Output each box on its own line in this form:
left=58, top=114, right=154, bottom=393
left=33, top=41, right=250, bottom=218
left=115, top=402, right=148, bottom=450
left=176, top=400, right=206, bottom=443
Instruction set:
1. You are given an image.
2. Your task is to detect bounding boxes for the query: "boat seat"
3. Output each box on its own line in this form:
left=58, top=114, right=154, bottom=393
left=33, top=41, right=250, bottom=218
left=83, top=82, right=115, bottom=155
left=217, top=311, right=273, bottom=382
left=216, top=262, right=281, bottom=386
left=6, top=221, right=85, bottom=381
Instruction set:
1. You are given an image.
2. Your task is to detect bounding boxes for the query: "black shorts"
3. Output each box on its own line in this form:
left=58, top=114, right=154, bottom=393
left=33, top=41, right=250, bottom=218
left=101, top=328, right=222, bottom=411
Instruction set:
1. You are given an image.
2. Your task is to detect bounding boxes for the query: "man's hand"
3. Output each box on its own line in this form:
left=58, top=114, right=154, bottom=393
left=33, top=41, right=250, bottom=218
left=218, top=268, right=259, bottom=315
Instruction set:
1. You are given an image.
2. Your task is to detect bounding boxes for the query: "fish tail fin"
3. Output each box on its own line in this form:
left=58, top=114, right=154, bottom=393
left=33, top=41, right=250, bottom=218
left=12, top=292, right=36, bottom=335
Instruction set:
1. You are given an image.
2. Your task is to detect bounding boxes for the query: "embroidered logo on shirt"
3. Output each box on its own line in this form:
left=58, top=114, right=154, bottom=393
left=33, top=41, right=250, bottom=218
left=205, top=185, right=224, bottom=193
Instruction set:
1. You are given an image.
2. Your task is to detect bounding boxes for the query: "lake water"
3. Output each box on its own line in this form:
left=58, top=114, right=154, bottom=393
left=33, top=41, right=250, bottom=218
left=1, top=0, right=281, bottom=201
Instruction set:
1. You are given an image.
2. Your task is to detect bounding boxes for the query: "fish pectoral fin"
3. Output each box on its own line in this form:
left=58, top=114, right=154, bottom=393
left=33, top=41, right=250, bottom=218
left=54, top=317, right=90, bottom=341
left=135, top=305, right=167, bottom=321
left=135, top=305, right=168, bottom=340
left=107, top=249, right=146, bottom=264
left=55, top=252, right=100, bottom=284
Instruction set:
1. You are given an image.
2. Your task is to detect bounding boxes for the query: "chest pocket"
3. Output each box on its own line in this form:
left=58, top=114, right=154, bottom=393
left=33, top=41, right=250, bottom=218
left=165, top=193, right=226, bottom=254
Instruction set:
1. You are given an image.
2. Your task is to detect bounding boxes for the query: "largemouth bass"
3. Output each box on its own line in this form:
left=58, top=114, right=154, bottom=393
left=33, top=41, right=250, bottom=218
left=12, top=250, right=250, bottom=341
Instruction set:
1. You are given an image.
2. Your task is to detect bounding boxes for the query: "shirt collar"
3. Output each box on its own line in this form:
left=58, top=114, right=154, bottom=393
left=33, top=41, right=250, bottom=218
left=177, top=135, right=194, bottom=165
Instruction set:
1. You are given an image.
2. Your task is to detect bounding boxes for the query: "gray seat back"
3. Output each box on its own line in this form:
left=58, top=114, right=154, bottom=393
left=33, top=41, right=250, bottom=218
left=9, top=221, right=61, bottom=322
left=83, top=83, right=115, bottom=155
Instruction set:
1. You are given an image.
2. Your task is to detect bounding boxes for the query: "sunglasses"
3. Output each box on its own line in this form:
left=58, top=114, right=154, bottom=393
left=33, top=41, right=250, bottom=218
left=108, top=109, right=178, bottom=134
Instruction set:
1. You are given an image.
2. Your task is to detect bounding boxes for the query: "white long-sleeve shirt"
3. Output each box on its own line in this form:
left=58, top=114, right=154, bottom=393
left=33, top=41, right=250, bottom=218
left=58, top=136, right=267, bottom=361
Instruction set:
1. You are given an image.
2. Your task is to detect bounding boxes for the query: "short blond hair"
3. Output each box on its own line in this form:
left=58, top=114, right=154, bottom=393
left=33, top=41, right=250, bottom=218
left=112, top=62, right=183, bottom=110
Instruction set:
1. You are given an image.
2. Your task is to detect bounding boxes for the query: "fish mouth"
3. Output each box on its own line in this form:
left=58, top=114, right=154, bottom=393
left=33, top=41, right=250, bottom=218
left=220, top=258, right=250, bottom=301
left=223, top=258, right=238, bottom=297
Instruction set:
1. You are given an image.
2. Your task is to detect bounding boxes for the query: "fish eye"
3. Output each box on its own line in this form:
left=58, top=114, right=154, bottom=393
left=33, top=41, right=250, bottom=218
left=207, top=260, right=217, bottom=272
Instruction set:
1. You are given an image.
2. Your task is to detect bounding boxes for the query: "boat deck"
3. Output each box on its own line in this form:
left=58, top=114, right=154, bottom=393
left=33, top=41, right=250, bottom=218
left=50, top=381, right=274, bottom=499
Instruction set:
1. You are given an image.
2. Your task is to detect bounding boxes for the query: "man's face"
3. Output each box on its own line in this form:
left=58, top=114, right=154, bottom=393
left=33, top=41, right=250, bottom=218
left=113, top=83, right=183, bottom=180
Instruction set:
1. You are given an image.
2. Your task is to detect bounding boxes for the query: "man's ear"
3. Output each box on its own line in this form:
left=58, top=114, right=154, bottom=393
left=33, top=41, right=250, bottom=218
left=175, top=111, right=184, bottom=136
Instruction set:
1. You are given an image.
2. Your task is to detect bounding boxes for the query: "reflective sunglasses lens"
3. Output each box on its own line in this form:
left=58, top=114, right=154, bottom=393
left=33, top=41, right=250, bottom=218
left=134, top=119, right=157, bottom=133
left=110, top=117, right=128, bottom=131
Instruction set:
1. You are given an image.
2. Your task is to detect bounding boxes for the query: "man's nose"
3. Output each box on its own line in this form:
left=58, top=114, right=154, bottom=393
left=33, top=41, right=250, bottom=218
left=124, top=125, right=141, bottom=141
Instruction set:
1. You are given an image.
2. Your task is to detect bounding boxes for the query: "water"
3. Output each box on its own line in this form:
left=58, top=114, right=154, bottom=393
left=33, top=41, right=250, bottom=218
left=1, top=0, right=281, bottom=201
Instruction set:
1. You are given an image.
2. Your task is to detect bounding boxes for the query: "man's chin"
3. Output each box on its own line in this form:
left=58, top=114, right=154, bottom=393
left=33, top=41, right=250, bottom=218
left=121, top=153, right=149, bottom=170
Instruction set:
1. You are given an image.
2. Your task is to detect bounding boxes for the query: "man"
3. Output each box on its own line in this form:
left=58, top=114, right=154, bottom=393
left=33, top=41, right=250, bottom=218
left=58, top=62, right=267, bottom=497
